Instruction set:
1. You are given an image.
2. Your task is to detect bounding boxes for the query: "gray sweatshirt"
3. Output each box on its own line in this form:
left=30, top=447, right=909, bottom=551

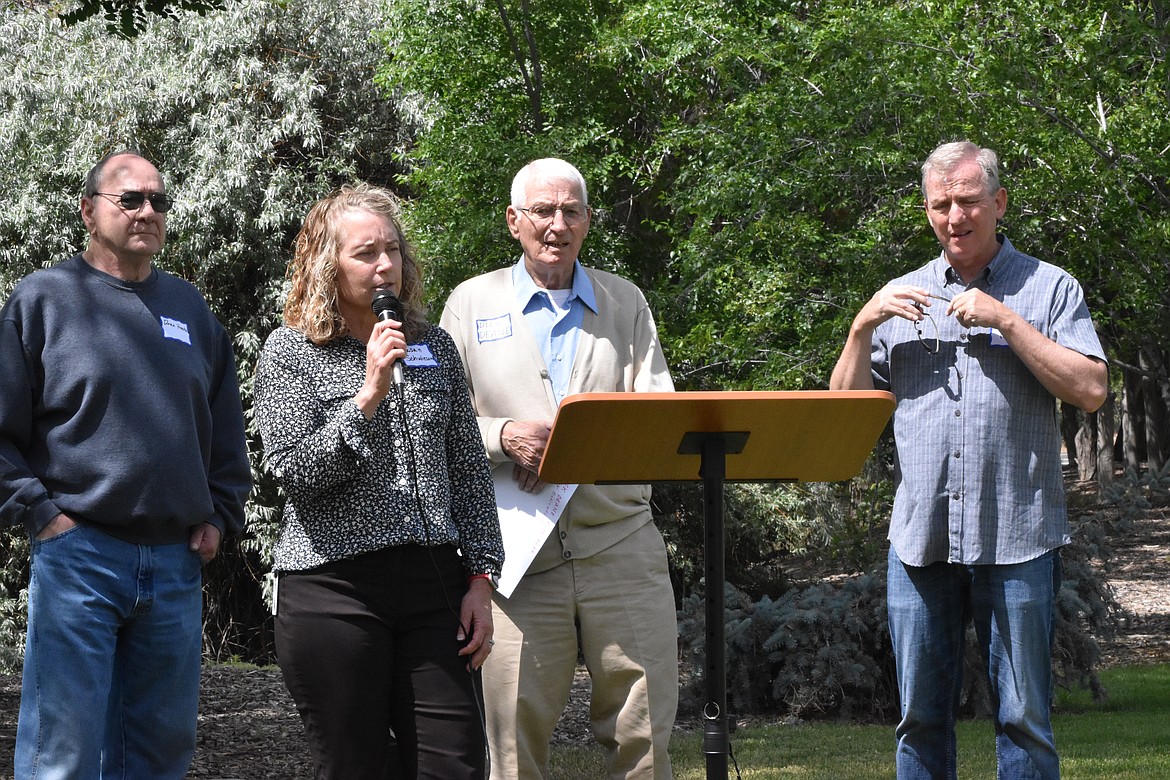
left=0, top=255, right=250, bottom=545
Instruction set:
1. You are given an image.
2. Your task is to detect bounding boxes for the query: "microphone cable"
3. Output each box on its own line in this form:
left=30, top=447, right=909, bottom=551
left=389, top=340, right=494, bottom=777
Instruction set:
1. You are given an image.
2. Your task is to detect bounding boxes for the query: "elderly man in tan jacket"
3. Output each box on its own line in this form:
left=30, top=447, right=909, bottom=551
left=440, top=158, right=677, bottom=780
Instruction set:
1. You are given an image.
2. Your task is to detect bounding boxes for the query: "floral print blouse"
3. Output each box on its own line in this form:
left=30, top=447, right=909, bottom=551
left=254, top=324, right=503, bottom=577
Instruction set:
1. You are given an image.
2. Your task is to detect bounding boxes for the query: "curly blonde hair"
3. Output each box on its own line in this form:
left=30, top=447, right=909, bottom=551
left=283, top=184, right=427, bottom=345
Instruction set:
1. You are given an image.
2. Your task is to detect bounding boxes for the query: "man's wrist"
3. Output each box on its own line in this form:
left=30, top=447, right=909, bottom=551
left=499, top=420, right=516, bottom=458
left=488, top=417, right=515, bottom=463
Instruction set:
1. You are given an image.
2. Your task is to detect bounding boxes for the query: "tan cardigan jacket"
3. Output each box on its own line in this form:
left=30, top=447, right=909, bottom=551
left=440, top=263, right=674, bottom=573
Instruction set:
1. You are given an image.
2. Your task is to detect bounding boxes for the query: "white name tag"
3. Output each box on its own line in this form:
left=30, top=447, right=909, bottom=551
left=405, top=344, right=439, bottom=367
left=161, top=316, right=191, bottom=345
left=475, top=314, right=512, bottom=343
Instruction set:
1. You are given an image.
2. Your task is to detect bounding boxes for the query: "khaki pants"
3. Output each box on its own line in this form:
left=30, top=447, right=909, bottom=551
left=483, top=522, right=678, bottom=779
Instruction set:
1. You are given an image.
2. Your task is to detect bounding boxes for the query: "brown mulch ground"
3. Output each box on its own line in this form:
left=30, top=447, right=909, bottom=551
left=1094, top=504, right=1170, bottom=667
left=0, top=500, right=1165, bottom=779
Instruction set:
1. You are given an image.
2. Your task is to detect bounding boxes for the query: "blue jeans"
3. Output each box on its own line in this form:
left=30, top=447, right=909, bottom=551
left=16, top=524, right=204, bottom=780
left=887, top=547, right=1061, bottom=780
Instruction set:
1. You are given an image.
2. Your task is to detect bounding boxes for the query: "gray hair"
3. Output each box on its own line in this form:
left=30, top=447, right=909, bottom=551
left=921, top=141, right=1000, bottom=197
left=510, top=158, right=589, bottom=207
left=84, top=150, right=157, bottom=197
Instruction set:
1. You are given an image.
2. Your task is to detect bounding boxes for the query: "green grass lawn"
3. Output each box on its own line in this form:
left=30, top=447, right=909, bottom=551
left=550, top=664, right=1170, bottom=779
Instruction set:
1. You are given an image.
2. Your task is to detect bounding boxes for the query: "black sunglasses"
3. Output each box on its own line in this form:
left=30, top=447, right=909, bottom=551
left=93, top=190, right=174, bottom=213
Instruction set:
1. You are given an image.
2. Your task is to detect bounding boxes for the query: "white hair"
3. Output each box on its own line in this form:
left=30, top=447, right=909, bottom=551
left=510, top=158, right=589, bottom=207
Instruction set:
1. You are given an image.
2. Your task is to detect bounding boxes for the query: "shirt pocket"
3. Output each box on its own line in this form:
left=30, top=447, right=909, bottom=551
left=407, top=367, right=453, bottom=429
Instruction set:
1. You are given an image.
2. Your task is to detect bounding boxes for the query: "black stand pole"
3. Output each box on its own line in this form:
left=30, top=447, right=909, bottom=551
left=680, top=431, right=748, bottom=780
left=701, top=435, right=728, bottom=780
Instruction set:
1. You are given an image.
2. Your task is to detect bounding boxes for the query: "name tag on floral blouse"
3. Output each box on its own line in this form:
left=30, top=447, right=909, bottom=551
left=405, top=344, right=439, bottom=367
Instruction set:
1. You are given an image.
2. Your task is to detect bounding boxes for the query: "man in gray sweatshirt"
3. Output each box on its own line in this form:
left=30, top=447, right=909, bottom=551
left=0, top=151, right=251, bottom=779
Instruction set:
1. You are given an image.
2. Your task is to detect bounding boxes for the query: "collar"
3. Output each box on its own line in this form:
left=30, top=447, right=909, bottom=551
left=511, top=257, right=598, bottom=313
left=937, top=235, right=1012, bottom=289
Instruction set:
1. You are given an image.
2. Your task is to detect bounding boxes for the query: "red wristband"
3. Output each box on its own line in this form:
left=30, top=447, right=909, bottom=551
left=468, top=572, right=498, bottom=589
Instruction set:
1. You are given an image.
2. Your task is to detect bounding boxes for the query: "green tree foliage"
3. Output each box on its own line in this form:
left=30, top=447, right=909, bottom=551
left=377, top=0, right=651, bottom=295
left=381, top=0, right=1167, bottom=390
left=0, top=0, right=413, bottom=664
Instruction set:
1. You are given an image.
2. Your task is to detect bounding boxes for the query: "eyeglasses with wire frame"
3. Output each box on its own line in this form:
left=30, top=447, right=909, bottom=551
left=92, top=191, right=174, bottom=213
left=913, top=305, right=940, bottom=354
left=913, top=293, right=951, bottom=354
left=516, top=204, right=589, bottom=225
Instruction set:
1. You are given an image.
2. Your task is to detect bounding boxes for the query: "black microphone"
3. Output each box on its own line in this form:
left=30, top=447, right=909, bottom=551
left=371, top=289, right=405, bottom=386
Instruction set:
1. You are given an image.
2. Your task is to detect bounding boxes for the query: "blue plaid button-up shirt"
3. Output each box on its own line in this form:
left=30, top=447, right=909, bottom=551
left=873, top=237, right=1105, bottom=566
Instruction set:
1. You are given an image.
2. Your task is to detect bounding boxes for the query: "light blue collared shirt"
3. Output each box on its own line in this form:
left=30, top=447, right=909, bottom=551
left=872, top=236, right=1105, bottom=567
left=512, top=258, right=598, bottom=404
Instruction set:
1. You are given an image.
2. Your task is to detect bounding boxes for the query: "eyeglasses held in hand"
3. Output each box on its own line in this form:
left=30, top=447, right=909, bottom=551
left=517, top=204, right=588, bottom=225
left=913, top=305, right=940, bottom=354
left=93, top=191, right=174, bottom=213
left=912, top=294, right=950, bottom=354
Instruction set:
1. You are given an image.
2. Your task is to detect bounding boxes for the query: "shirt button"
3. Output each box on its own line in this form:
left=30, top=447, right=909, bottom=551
left=954, top=409, right=961, bottom=417
left=563, top=550, right=573, bottom=559
left=952, top=492, right=961, bottom=500
left=954, top=451, right=961, bottom=458
left=960, top=332, right=968, bottom=341
left=560, top=531, right=567, bottom=539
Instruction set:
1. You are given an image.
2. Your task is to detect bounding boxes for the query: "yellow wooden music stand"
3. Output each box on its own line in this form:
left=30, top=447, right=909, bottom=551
left=539, top=390, right=896, bottom=780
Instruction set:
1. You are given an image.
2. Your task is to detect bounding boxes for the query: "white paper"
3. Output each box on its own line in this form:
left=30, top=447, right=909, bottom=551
left=493, top=468, right=577, bottom=598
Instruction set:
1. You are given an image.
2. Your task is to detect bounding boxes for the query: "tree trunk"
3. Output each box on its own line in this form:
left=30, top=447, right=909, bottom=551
left=1060, top=402, right=1080, bottom=473
left=1140, top=346, right=1167, bottom=472
left=1121, top=369, right=1143, bottom=472
left=1076, top=407, right=1096, bottom=483
left=1095, top=392, right=1115, bottom=489
left=1157, top=348, right=1170, bottom=473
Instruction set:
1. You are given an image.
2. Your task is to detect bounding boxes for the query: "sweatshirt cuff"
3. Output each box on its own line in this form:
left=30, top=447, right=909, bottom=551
left=25, top=496, right=63, bottom=538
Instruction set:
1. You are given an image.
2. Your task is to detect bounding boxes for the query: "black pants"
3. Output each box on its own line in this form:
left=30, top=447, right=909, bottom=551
left=276, top=545, right=486, bottom=780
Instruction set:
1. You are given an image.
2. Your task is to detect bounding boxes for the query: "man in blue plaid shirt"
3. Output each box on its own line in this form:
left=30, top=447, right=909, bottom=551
left=830, top=140, right=1108, bottom=780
